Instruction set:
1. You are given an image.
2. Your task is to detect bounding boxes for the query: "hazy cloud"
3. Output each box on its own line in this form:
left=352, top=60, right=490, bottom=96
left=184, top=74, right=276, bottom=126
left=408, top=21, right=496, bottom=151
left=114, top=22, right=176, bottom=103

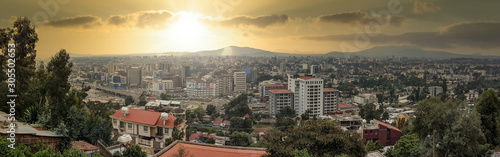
left=44, top=15, right=102, bottom=28
left=301, top=22, right=500, bottom=49
left=414, top=2, right=440, bottom=15
left=220, top=14, right=289, bottom=28
left=317, top=11, right=406, bottom=27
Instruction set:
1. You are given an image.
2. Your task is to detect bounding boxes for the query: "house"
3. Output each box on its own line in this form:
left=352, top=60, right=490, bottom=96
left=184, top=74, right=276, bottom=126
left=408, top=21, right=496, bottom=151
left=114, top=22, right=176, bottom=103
left=188, top=132, right=216, bottom=143
left=110, top=107, right=185, bottom=149
left=214, top=136, right=230, bottom=146
left=153, top=140, right=267, bottom=157
left=212, top=117, right=224, bottom=128
left=71, top=141, right=99, bottom=156
left=362, top=120, right=402, bottom=146
left=0, top=111, right=65, bottom=152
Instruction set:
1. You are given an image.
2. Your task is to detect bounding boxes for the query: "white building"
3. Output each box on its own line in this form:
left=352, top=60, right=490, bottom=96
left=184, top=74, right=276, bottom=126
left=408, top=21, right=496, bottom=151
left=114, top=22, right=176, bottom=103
left=288, top=75, right=324, bottom=117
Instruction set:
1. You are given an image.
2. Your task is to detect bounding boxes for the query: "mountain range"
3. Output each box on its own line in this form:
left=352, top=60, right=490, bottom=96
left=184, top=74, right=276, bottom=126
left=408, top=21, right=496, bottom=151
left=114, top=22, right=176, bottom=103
left=70, top=46, right=499, bottom=59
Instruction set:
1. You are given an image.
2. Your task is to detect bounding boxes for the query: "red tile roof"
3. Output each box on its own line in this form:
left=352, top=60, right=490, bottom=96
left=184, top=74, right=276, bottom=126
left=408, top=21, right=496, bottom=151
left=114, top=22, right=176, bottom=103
left=158, top=141, right=267, bottom=157
left=111, top=108, right=176, bottom=127
left=213, top=117, right=224, bottom=125
left=243, top=114, right=250, bottom=118
left=323, top=88, right=339, bottom=92
left=375, top=120, right=401, bottom=132
left=269, top=90, right=293, bottom=94
left=72, top=141, right=99, bottom=151
left=222, top=120, right=231, bottom=126
left=338, top=103, right=351, bottom=108
left=189, top=133, right=216, bottom=141
left=299, top=76, right=315, bottom=80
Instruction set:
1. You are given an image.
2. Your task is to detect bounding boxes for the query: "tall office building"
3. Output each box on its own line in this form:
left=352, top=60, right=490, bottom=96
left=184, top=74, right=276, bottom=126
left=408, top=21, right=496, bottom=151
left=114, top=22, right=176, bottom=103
left=215, top=74, right=234, bottom=96
left=233, top=72, right=246, bottom=93
left=287, top=75, right=340, bottom=117
left=127, top=67, right=142, bottom=87
left=267, top=90, right=294, bottom=116
left=323, top=88, right=340, bottom=114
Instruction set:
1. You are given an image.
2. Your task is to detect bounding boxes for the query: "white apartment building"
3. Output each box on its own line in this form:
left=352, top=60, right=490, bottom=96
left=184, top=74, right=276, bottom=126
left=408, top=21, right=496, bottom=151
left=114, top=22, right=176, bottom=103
left=288, top=75, right=324, bottom=117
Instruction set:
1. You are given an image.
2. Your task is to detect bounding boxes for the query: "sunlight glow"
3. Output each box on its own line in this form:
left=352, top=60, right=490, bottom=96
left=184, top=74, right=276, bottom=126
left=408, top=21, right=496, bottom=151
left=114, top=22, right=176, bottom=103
left=163, top=12, right=209, bottom=51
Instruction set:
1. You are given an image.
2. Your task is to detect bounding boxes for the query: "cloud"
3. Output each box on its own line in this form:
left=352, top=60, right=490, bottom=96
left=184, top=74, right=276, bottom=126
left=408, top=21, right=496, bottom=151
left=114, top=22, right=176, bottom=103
left=317, top=11, right=406, bottom=27
left=44, top=15, right=102, bottom=28
left=219, top=14, right=289, bottom=28
left=301, top=22, right=500, bottom=49
left=414, top=2, right=440, bottom=15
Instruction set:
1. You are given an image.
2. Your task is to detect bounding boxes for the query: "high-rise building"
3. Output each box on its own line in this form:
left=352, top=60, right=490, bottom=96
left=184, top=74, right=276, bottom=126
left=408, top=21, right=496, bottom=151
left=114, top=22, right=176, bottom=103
left=233, top=72, right=246, bottom=93
left=127, top=67, right=142, bottom=87
left=215, top=74, right=233, bottom=96
left=267, top=90, right=294, bottom=116
left=287, top=75, right=339, bottom=117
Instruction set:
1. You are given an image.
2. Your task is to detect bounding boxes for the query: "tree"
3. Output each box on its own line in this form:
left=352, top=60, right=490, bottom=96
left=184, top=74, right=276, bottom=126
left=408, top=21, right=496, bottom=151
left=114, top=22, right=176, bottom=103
left=206, top=104, right=216, bottom=115
left=138, top=96, right=147, bottom=106
left=276, top=106, right=295, bottom=118
left=264, top=120, right=365, bottom=157
left=365, top=141, right=383, bottom=152
left=122, top=145, right=147, bottom=157
left=62, top=148, right=86, bottom=157
left=387, top=133, right=422, bottom=157
left=228, top=131, right=252, bottom=147
left=205, top=137, right=215, bottom=144
left=475, top=89, right=500, bottom=146
left=274, top=117, right=296, bottom=131
left=45, top=49, right=73, bottom=128
left=294, top=149, right=311, bottom=157
left=229, top=117, right=253, bottom=133
left=300, top=110, right=310, bottom=120
left=125, top=96, right=134, bottom=105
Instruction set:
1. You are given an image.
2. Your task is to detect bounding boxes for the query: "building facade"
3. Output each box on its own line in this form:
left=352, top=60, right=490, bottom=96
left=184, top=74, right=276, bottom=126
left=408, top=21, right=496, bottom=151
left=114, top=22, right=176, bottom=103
left=127, top=67, right=142, bottom=87
left=323, top=88, right=340, bottom=114
left=215, top=74, right=233, bottom=96
left=233, top=72, right=247, bottom=93
left=267, top=90, right=294, bottom=116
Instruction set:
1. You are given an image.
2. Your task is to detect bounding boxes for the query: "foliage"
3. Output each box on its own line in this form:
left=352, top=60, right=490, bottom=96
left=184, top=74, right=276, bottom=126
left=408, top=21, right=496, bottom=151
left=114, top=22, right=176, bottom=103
left=264, top=120, right=365, bottom=157
left=300, top=110, right=310, bottom=120
left=475, top=89, right=500, bottom=146
left=112, top=151, right=124, bottom=157
left=205, top=137, right=215, bottom=144
left=122, top=145, right=147, bottom=157
left=276, top=106, right=296, bottom=118
left=359, top=104, right=384, bottom=121
left=228, top=131, right=252, bottom=147
left=274, top=117, right=296, bottom=131
left=293, top=149, right=311, bottom=157
left=387, top=133, right=422, bottom=157
left=206, top=104, right=216, bottom=115
left=229, top=117, right=253, bottom=133
left=62, top=148, right=86, bottom=157
left=224, top=94, right=251, bottom=119
left=125, top=96, right=134, bottom=105
left=46, top=49, right=73, bottom=128
left=365, top=140, right=383, bottom=152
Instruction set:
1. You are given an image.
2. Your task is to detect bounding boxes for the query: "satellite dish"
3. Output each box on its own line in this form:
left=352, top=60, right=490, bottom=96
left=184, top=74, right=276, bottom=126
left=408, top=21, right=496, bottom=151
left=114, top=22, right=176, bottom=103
left=118, top=134, right=132, bottom=143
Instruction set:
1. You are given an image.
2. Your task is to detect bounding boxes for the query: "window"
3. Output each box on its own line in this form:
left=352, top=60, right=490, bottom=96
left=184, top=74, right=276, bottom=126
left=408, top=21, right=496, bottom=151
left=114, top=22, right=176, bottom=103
left=128, top=123, right=132, bottom=130
left=113, top=119, right=117, bottom=124
left=144, top=126, right=148, bottom=132
left=165, top=128, right=170, bottom=135
left=120, top=122, right=124, bottom=128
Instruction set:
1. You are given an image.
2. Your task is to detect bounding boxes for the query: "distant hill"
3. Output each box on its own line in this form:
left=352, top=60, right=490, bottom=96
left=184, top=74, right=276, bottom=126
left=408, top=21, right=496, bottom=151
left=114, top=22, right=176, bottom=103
left=70, top=46, right=499, bottom=59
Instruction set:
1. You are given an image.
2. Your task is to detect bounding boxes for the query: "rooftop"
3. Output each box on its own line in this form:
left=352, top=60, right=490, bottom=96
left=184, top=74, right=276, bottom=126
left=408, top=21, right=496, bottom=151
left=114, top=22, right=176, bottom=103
left=110, top=108, right=177, bottom=127
left=323, top=88, right=339, bottom=92
left=298, top=76, right=316, bottom=80
left=269, top=90, right=293, bottom=94
left=154, top=141, right=267, bottom=157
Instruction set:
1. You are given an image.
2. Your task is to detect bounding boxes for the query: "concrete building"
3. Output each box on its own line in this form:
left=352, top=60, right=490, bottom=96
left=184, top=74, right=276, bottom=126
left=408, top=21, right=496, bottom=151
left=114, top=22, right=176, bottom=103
left=354, top=93, right=378, bottom=105
left=429, top=86, right=443, bottom=97
left=215, top=74, right=234, bottom=96
left=267, top=90, right=294, bottom=116
left=186, top=79, right=216, bottom=97
left=127, top=67, right=142, bottom=87
left=323, top=88, right=340, bottom=114
left=288, top=75, right=324, bottom=117
left=258, top=81, right=287, bottom=103
left=234, top=72, right=247, bottom=93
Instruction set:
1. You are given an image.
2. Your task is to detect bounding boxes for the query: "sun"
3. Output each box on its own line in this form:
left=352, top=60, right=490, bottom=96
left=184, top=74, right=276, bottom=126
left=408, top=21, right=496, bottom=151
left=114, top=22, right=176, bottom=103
left=163, top=12, right=209, bottom=51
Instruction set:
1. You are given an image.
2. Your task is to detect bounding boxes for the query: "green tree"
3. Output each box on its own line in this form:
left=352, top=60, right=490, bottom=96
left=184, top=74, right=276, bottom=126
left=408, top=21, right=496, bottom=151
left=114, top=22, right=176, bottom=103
left=229, top=117, right=253, bottom=133
left=205, top=137, right=215, bottom=144
left=293, top=149, right=311, bottom=157
left=387, top=133, right=422, bottom=157
left=276, top=106, right=295, bottom=118
left=122, top=145, right=147, bottom=157
left=228, top=131, right=252, bottom=147
left=274, top=117, right=296, bottom=131
left=62, top=148, right=86, bottom=157
left=125, top=96, right=134, bottom=105
left=264, top=120, right=365, bottom=157
left=206, top=104, right=216, bottom=116
left=365, top=141, right=383, bottom=152
left=300, top=110, right=310, bottom=120
left=45, top=49, right=73, bottom=128
left=475, top=89, right=500, bottom=146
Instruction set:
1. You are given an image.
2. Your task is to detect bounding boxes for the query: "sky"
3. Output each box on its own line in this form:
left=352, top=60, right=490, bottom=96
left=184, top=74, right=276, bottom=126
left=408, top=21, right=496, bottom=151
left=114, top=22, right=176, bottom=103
left=1, top=0, right=500, bottom=58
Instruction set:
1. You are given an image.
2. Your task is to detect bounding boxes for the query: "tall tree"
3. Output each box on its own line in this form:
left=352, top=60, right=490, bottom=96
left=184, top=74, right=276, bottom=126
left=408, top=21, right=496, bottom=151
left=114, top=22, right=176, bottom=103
left=228, top=131, right=252, bottom=147
left=475, top=89, right=500, bottom=146
left=387, top=133, right=422, bottom=157
left=206, top=104, right=216, bottom=115
left=45, top=49, right=73, bottom=128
